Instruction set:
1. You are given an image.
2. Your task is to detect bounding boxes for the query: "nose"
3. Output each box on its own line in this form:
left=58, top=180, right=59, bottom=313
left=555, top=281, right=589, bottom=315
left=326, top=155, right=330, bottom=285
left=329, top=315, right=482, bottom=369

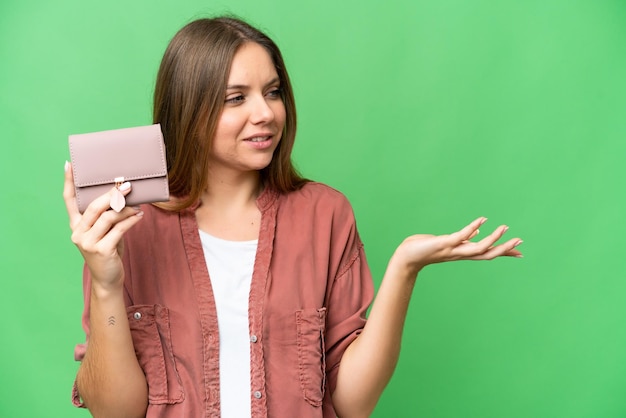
left=249, top=94, right=274, bottom=125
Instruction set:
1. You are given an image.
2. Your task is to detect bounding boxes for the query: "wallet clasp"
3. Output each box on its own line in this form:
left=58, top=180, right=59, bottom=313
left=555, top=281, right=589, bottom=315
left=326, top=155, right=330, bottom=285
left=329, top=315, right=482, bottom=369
left=114, top=177, right=125, bottom=189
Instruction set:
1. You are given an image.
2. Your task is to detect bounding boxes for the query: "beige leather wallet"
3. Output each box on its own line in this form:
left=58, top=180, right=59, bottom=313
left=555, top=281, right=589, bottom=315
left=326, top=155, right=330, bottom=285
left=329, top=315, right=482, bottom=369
left=69, top=124, right=170, bottom=213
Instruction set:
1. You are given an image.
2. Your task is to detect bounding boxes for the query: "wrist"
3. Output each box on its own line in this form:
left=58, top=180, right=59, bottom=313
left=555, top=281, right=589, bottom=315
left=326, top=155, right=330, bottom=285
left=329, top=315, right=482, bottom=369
left=90, top=277, right=125, bottom=300
left=388, top=249, right=423, bottom=281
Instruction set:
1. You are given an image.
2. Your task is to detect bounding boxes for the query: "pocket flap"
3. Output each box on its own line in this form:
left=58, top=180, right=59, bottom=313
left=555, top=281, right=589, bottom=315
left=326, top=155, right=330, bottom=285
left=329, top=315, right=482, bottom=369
left=69, top=124, right=167, bottom=187
left=127, top=304, right=185, bottom=405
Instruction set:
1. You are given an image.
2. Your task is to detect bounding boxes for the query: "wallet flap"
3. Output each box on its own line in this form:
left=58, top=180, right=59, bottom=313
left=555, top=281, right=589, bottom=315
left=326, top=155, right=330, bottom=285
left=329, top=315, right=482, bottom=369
left=69, top=124, right=167, bottom=187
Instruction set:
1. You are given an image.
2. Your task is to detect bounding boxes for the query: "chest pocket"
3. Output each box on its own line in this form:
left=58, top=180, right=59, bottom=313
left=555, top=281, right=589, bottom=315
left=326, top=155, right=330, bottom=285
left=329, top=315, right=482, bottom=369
left=296, top=308, right=327, bottom=407
left=127, top=304, right=185, bottom=405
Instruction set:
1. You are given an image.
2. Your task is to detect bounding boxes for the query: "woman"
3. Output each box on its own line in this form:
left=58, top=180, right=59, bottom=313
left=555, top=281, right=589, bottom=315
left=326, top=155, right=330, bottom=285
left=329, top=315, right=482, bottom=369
left=64, top=17, right=522, bottom=418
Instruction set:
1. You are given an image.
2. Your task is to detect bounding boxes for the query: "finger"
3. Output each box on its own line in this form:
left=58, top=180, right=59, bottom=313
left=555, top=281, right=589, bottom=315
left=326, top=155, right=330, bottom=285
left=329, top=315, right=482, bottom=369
left=479, top=239, right=522, bottom=260
left=467, top=238, right=523, bottom=260
left=77, top=182, right=133, bottom=233
left=448, top=217, right=487, bottom=246
left=464, top=228, right=480, bottom=242
left=474, top=225, right=510, bottom=253
left=506, top=239, right=524, bottom=258
left=452, top=225, right=509, bottom=257
left=80, top=205, right=142, bottom=248
left=63, top=161, right=81, bottom=228
left=95, top=209, right=144, bottom=251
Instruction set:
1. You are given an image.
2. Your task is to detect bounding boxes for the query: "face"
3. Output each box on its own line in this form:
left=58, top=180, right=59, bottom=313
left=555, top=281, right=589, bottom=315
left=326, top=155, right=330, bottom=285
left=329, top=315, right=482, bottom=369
left=209, top=42, right=286, bottom=177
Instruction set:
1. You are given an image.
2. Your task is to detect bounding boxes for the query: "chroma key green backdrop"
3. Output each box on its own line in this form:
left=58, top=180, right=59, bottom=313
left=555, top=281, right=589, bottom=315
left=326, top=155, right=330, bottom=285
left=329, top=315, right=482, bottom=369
left=1, top=0, right=625, bottom=417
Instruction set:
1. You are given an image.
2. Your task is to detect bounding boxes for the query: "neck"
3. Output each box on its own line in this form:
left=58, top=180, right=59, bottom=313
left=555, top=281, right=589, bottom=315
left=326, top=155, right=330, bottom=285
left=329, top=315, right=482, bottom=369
left=201, top=169, right=262, bottom=210
left=196, top=169, right=263, bottom=241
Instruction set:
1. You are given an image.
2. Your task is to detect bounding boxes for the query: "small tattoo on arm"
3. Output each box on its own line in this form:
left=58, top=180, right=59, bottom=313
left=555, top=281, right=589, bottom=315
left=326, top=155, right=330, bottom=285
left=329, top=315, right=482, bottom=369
left=108, top=316, right=116, bottom=326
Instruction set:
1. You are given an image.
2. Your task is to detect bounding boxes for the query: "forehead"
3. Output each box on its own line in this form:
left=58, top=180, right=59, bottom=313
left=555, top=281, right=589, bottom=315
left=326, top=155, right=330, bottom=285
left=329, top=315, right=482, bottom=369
left=227, top=42, right=278, bottom=83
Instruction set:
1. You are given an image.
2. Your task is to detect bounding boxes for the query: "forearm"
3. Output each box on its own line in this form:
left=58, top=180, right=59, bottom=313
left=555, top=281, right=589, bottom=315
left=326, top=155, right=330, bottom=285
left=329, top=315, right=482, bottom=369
left=333, top=254, right=419, bottom=418
left=77, top=283, right=148, bottom=418
left=332, top=218, right=522, bottom=417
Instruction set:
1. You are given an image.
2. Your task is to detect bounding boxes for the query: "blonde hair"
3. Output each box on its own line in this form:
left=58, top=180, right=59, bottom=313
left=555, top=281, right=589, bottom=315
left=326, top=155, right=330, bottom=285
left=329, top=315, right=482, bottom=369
left=153, top=17, right=306, bottom=211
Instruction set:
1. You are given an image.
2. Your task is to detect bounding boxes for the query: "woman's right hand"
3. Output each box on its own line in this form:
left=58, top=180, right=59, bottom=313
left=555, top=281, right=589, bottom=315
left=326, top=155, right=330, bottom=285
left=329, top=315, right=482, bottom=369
left=63, top=161, right=144, bottom=291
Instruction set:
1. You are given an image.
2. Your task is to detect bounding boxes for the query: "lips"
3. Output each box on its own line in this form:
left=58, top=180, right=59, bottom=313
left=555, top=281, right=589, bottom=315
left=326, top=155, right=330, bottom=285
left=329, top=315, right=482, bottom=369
left=243, top=133, right=276, bottom=150
left=245, top=135, right=271, bottom=142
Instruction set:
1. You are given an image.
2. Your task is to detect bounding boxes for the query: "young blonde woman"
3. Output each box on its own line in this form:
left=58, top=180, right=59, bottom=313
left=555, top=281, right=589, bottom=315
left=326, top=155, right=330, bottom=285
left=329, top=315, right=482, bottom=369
left=64, top=17, right=522, bottom=418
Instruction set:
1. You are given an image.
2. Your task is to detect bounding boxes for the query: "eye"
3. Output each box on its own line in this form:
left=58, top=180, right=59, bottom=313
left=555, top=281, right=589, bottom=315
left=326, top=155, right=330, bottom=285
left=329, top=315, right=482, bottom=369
left=266, top=87, right=282, bottom=99
left=225, top=94, right=245, bottom=104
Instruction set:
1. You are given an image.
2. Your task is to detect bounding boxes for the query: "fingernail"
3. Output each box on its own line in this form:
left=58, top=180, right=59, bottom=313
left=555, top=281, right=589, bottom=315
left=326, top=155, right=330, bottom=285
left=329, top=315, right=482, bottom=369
left=119, top=181, right=131, bottom=191
left=131, top=206, right=141, bottom=211
left=503, top=226, right=509, bottom=233
left=480, top=217, right=488, bottom=225
left=475, top=229, right=480, bottom=235
left=515, top=254, right=524, bottom=258
left=136, top=210, right=144, bottom=217
left=514, top=239, right=523, bottom=247
left=64, top=161, right=70, bottom=172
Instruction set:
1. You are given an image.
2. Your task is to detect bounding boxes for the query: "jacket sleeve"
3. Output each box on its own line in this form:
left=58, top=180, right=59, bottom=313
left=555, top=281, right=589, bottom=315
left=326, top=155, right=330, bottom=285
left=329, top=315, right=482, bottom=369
left=323, top=205, right=375, bottom=395
left=71, top=264, right=92, bottom=408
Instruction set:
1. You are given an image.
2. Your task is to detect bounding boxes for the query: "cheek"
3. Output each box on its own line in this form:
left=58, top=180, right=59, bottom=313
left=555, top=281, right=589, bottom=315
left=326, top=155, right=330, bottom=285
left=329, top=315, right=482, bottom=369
left=274, top=102, right=287, bottom=129
left=215, top=112, right=244, bottom=136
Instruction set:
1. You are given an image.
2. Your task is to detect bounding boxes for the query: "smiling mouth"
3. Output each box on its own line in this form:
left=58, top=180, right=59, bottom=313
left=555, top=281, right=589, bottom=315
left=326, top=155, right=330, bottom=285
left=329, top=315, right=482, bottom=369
left=246, top=136, right=271, bottom=142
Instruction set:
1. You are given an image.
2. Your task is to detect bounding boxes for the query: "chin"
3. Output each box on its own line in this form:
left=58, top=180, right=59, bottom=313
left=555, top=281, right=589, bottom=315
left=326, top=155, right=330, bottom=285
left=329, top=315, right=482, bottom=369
left=252, top=161, right=273, bottom=172
left=249, top=155, right=276, bottom=171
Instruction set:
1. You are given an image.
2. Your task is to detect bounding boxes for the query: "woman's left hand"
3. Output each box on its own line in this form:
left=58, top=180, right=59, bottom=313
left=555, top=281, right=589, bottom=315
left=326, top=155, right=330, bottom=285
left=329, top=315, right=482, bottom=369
left=391, top=217, right=523, bottom=277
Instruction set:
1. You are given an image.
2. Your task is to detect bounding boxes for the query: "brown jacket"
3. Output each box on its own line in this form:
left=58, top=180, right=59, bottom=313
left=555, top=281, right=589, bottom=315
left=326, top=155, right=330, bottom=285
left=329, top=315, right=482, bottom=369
left=73, top=182, right=374, bottom=417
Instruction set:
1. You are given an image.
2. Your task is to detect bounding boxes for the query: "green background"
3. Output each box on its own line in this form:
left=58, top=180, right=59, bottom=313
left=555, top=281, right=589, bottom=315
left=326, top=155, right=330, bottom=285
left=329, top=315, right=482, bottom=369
left=1, top=0, right=625, bottom=417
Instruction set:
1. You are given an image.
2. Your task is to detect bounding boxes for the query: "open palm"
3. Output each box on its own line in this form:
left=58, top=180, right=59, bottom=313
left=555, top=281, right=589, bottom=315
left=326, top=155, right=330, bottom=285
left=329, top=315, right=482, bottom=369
left=394, top=217, right=523, bottom=275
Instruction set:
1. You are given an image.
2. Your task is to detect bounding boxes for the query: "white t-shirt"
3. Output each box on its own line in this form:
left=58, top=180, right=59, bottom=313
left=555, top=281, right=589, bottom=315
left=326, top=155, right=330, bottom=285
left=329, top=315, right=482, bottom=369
left=199, top=229, right=257, bottom=418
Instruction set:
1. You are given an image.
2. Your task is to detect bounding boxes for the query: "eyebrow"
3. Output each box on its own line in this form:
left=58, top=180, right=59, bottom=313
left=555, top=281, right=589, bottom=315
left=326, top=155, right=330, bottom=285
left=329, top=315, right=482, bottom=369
left=226, top=77, right=280, bottom=91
